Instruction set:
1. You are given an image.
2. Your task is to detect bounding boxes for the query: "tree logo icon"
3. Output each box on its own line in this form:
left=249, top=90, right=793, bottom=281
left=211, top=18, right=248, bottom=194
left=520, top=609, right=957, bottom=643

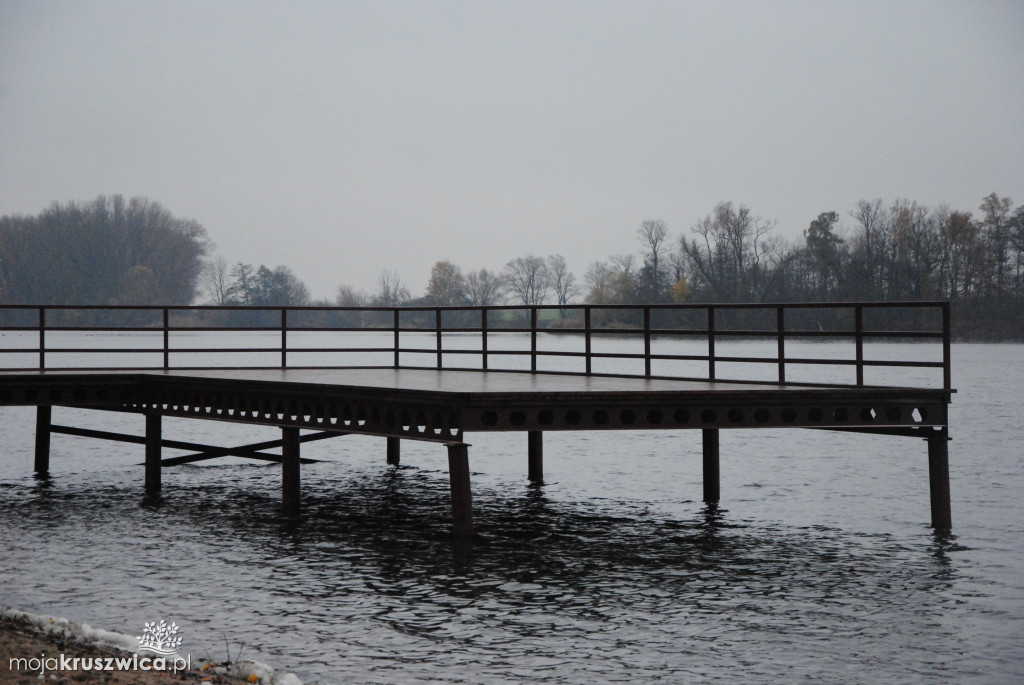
left=135, top=620, right=183, bottom=656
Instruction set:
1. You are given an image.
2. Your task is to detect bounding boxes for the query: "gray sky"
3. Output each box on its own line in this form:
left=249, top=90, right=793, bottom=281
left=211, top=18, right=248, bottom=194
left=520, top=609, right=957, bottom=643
left=2, top=0, right=1022, bottom=300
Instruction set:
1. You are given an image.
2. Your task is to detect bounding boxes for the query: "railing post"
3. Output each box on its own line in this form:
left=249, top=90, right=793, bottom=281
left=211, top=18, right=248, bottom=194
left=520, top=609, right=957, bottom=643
left=531, top=307, right=538, bottom=372
left=38, top=307, right=45, bottom=370
left=777, top=306, right=786, bottom=383
left=855, top=305, right=864, bottom=386
left=393, top=309, right=400, bottom=368
left=163, top=307, right=170, bottom=370
left=643, top=306, right=652, bottom=378
left=435, top=308, right=443, bottom=369
left=942, top=302, right=951, bottom=389
left=585, top=307, right=592, bottom=374
left=707, top=306, right=716, bottom=381
left=481, top=308, right=489, bottom=371
left=281, top=308, right=288, bottom=369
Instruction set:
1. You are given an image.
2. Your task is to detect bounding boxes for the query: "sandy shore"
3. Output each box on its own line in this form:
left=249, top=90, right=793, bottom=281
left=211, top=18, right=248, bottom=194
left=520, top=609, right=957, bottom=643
left=0, top=610, right=304, bottom=685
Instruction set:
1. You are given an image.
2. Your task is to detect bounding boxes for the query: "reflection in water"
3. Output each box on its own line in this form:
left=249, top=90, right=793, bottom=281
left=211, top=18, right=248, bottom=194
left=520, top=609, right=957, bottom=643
left=0, top=460, right=984, bottom=683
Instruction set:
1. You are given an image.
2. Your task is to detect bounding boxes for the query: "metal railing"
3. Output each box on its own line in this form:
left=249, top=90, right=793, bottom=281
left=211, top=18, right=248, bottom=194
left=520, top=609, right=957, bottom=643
left=0, top=302, right=952, bottom=390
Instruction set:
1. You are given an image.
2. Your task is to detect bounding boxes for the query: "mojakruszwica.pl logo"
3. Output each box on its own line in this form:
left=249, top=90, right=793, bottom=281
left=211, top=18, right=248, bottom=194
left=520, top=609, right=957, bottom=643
left=136, top=619, right=184, bottom=656
left=8, top=618, right=193, bottom=677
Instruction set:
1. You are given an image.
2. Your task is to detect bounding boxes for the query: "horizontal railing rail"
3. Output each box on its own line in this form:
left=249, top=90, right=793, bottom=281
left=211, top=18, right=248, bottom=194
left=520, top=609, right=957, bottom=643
left=0, top=302, right=952, bottom=390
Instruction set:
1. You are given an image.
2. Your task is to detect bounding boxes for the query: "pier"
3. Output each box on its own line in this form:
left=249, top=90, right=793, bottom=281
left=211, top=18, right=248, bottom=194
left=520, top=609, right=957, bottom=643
left=0, top=302, right=953, bottom=537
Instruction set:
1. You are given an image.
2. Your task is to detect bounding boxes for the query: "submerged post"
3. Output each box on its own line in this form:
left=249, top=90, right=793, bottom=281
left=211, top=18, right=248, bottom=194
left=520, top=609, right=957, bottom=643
left=447, top=442, right=473, bottom=539
left=282, top=427, right=300, bottom=510
left=387, top=437, right=401, bottom=465
left=927, top=429, right=952, bottom=530
left=34, top=405, right=52, bottom=474
left=703, top=428, right=720, bottom=503
left=145, top=413, right=162, bottom=495
left=528, top=430, right=543, bottom=482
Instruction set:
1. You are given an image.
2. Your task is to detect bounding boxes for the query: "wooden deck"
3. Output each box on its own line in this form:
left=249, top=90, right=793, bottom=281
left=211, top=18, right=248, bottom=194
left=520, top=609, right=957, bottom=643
left=0, top=302, right=955, bottom=537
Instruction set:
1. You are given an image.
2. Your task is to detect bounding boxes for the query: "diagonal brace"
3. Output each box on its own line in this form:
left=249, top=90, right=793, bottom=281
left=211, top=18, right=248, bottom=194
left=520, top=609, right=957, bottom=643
left=50, top=424, right=343, bottom=465
left=160, top=433, right=333, bottom=466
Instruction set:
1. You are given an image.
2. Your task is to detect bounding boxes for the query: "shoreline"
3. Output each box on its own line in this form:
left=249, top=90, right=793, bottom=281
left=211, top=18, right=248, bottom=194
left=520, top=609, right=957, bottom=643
left=0, top=608, right=306, bottom=685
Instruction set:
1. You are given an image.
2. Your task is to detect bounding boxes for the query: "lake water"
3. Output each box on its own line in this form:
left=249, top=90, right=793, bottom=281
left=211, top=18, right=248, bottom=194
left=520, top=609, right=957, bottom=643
left=0, top=339, right=1021, bottom=683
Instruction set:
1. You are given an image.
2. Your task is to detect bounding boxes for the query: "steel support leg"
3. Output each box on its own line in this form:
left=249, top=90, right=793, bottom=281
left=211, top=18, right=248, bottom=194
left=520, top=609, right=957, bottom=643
left=34, top=405, right=51, bottom=474
left=528, top=430, right=543, bottom=482
left=387, top=437, right=401, bottom=465
left=703, top=428, right=720, bottom=503
left=282, top=427, right=301, bottom=511
left=145, top=413, right=162, bottom=496
left=927, top=429, right=952, bottom=530
left=447, top=443, right=473, bottom=539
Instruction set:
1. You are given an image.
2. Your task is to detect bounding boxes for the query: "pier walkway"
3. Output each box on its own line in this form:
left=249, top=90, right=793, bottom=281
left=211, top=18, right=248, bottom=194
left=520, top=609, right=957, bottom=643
left=0, top=302, right=954, bottom=537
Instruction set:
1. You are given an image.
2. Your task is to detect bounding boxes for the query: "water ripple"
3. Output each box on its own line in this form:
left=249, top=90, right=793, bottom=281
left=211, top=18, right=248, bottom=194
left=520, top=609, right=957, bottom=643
left=0, top=459, right=1008, bottom=683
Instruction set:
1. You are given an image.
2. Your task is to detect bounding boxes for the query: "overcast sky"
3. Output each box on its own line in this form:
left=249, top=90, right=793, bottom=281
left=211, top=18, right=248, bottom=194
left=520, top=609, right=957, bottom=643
left=2, top=0, right=1022, bottom=300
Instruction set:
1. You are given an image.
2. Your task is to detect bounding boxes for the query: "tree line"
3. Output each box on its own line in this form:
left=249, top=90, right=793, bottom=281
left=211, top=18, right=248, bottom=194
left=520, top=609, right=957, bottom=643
left=583, top=195, right=1023, bottom=314
left=0, top=195, right=208, bottom=306
left=317, top=193, right=1023, bottom=339
left=2, top=192, right=1021, bottom=339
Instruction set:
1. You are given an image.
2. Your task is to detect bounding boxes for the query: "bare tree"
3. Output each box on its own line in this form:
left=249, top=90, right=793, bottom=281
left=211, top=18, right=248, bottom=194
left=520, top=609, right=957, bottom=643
left=1012, top=205, right=1024, bottom=296
left=547, top=254, right=578, bottom=310
left=888, top=199, right=940, bottom=299
left=935, top=208, right=982, bottom=300
left=637, top=219, right=671, bottom=301
left=375, top=269, right=410, bottom=306
left=680, top=202, right=778, bottom=301
left=980, top=192, right=1015, bottom=294
left=201, top=255, right=231, bottom=305
left=584, top=260, right=613, bottom=304
left=464, top=268, right=504, bottom=305
left=334, top=284, right=371, bottom=327
left=503, top=255, right=549, bottom=306
left=847, top=198, right=887, bottom=298
left=584, top=255, right=638, bottom=305
left=425, top=260, right=466, bottom=305
left=335, top=284, right=369, bottom=307
left=609, top=254, right=640, bottom=304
